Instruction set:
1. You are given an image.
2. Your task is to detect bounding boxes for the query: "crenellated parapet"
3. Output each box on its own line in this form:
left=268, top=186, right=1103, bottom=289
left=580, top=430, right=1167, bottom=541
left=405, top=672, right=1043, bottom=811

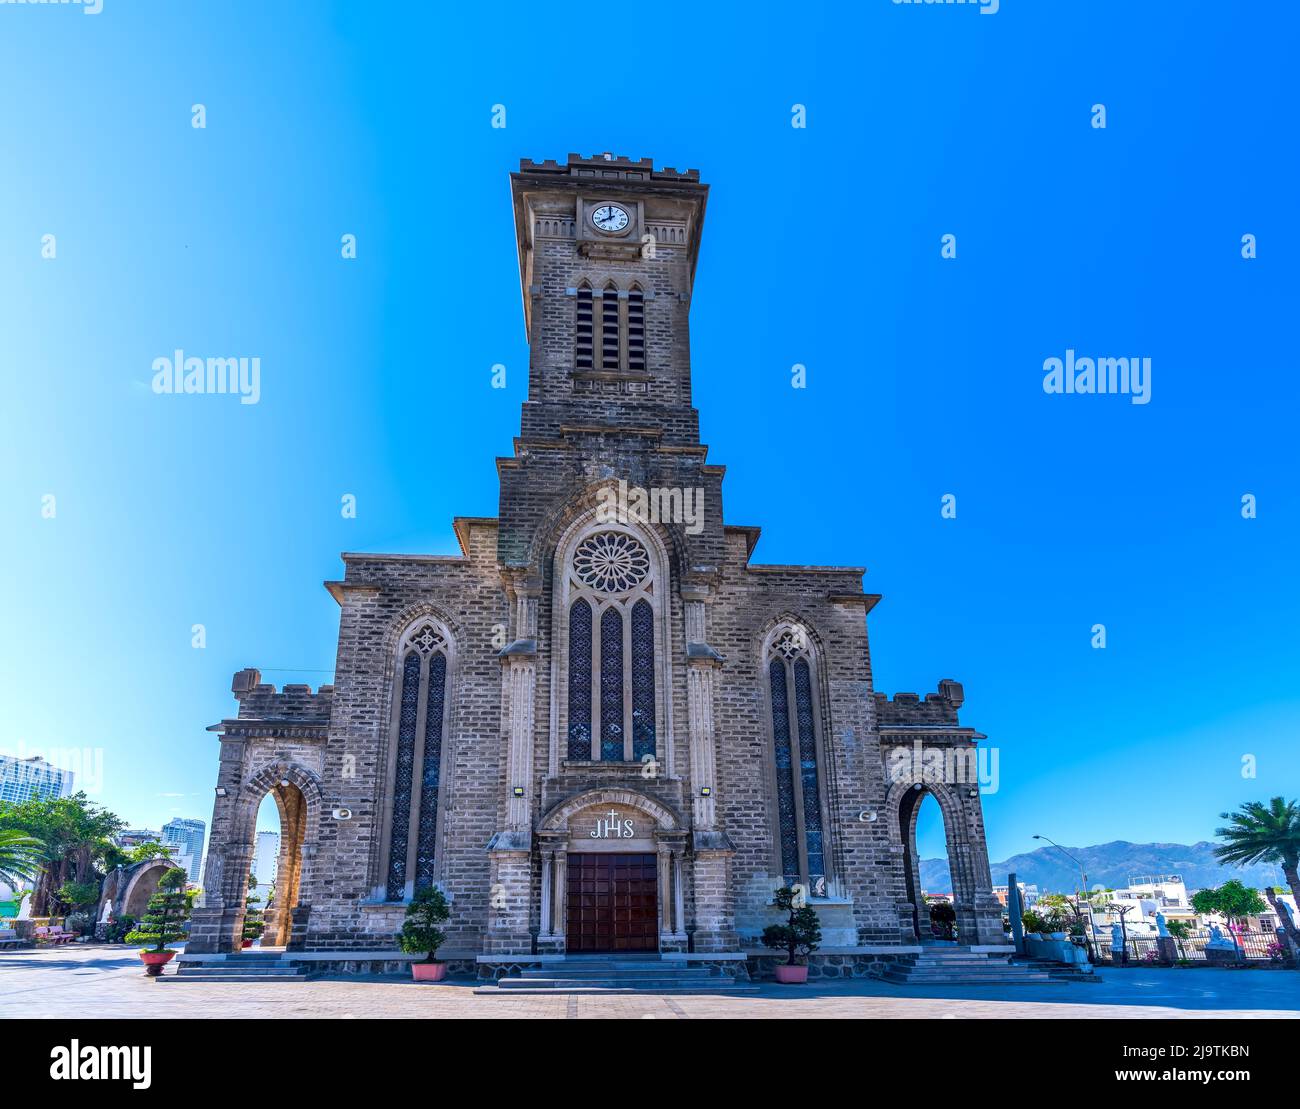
left=518, top=153, right=701, bottom=182
left=873, top=680, right=966, bottom=728
left=207, top=669, right=334, bottom=740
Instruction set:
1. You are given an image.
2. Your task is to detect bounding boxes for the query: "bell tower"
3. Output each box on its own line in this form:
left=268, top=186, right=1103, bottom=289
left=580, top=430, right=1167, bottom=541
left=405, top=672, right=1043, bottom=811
left=508, top=153, right=709, bottom=450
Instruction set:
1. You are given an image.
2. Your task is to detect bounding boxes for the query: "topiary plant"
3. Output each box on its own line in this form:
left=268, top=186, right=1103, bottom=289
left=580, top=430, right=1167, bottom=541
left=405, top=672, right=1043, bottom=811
left=399, top=885, right=451, bottom=963
left=124, top=868, right=190, bottom=952
left=761, top=885, right=823, bottom=966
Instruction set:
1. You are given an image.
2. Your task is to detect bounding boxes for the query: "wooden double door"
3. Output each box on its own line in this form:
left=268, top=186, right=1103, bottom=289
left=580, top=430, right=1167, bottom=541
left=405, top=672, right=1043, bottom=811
left=566, top=852, right=658, bottom=953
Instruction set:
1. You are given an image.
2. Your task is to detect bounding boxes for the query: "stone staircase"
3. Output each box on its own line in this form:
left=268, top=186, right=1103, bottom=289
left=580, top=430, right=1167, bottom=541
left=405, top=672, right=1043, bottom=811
left=476, top=955, right=756, bottom=995
left=161, top=952, right=312, bottom=983
left=879, top=947, right=1058, bottom=985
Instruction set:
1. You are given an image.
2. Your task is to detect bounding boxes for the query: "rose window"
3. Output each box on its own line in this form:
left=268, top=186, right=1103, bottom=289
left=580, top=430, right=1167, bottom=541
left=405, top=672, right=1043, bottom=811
left=573, top=532, right=650, bottom=594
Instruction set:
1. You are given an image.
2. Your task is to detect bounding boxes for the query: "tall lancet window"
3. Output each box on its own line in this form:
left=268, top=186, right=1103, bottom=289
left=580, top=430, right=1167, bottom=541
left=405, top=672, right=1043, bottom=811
left=765, top=626, right=829, bottom=897
left=563, top=528, right=660, bottom=763
left=385, top=620, right=453, bottom=901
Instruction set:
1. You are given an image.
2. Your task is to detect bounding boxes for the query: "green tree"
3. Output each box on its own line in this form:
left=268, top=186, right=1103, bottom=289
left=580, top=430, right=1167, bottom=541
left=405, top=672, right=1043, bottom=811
left=1166, top=918, right=1192, bottom=960
left=761, top=885, right=823, bottom=966
left=124, top=868, right=190, bottom=952
left=242, top=873, right=265, bottom=944
left=125, top=841, right=174, bottom=865
left=1213, top=797, right=1300, bottom=945
left=1191, top=879, right=1268, bottom=955
left=55, top=879, right=100, bottom=918
left=0, top=793, right=123, bottom=917
left=398, top=886, right=451, bottom=963
left=0, top=828, right=45, bottom=887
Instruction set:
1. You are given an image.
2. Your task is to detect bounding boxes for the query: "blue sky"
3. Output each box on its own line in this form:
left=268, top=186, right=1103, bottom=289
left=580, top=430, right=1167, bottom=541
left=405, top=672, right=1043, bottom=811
left=1, top=1, right=1296, bottom=863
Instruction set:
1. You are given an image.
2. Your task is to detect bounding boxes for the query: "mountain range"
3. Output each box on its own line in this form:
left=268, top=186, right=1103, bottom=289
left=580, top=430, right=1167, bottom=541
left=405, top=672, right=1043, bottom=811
left=920, top=840, right=1286, bottom=895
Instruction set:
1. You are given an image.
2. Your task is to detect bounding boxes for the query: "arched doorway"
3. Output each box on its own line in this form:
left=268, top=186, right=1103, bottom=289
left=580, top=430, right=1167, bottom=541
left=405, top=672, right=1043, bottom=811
left=899, top=787, right=950, bottom=942
left=536, top=789, right=688, bottom=954
left=244, top=779, right=308, bottom=949
left=893, top=779, right=970, bottom=944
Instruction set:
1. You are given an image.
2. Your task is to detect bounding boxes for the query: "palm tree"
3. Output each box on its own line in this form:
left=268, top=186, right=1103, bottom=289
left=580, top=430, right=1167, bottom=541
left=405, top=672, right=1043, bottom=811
left=1214, top=797, right=1300, bottom=944
left=0, top=829, right=46, bottom=887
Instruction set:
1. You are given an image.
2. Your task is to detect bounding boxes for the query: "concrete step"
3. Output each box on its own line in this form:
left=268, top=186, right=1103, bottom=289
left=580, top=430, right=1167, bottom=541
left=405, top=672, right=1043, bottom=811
left=881, top=970, right=1053, bottom=984
left=477, top=983, right=757, bottom=996
left=178, top=966, right=310, bottom=977
left=161, top=972, right=310, bottom=983
left=519, top=966, right=718, bottom=979
left=500, top=976, right=727, bottom=990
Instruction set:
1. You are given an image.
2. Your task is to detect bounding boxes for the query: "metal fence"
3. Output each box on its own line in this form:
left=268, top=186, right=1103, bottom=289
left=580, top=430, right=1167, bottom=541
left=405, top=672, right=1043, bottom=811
left=1088, top=930, right=1284, bottom=964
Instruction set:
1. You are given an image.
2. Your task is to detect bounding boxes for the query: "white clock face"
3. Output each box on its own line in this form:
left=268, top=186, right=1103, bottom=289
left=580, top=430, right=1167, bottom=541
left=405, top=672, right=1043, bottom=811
left=592, top=204, right=629, bottom=233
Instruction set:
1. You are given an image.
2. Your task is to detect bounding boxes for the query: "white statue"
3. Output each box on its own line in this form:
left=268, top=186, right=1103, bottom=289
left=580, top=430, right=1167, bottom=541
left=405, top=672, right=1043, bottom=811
left=15, top=892, right=32, bottom=922
left=1155, top=911, right=1169, bottom=937
left=1206, top=923, right=1235, bottom=949
left=98, top=898, right=114, bottom=924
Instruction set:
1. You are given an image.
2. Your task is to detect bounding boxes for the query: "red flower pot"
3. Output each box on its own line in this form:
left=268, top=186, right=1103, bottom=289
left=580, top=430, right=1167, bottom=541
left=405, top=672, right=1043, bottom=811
left=139, top=950, right=176, bottom=977
left=774, top=964, right=808, bottom=984
left=411, top=961, right=447, bottom=982
left=241, top=939, right=253, bottom=948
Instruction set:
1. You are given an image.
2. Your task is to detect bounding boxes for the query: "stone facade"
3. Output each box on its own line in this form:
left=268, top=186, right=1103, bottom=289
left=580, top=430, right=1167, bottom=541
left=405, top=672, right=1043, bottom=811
left=187, top=153, right=1005, bottom=960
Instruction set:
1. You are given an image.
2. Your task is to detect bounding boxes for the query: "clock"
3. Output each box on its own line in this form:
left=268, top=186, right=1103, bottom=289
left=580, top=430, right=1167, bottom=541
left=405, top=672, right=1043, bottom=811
left=591, top=204, right=630, bottom=233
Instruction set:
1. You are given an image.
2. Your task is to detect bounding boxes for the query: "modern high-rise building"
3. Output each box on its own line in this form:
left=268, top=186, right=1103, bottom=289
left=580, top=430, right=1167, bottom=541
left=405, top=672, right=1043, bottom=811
left=0, top=755, right=74, bottom=805
left=252, top=831, right=280, bottom=890
left=162, top=818, right=206, bottom=884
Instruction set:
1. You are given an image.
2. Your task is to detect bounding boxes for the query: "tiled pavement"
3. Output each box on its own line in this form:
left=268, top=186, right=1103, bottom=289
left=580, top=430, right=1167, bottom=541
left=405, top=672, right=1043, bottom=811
left=2, top=946, right=1297, bottom=1019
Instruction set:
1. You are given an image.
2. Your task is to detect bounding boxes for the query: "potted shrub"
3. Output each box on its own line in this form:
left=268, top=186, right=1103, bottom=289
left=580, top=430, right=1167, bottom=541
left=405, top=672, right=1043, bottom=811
left=124, top=867, right=189, bottom=976
left=242, top=873, right=264, bottom=949
left=928, top=900, right=956, bottom=941
left=399, top=885, right=451, bottom=981
left=761, top=885, right=823, bottom=983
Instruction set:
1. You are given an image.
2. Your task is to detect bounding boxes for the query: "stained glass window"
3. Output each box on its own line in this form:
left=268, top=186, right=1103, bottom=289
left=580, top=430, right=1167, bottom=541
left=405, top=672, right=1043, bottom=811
left=600, top=606, right=624, bottom=761
left=386, top=650, right=421, bottom=901
left=631, top=599, right=655, bottom=760
left=568, top=599, right=593, bottom=760
left=793, top=658, right=825, bottom=886
left=414, top=652, right=447, bottom=888
left=769, top=658, right=800, bottom=885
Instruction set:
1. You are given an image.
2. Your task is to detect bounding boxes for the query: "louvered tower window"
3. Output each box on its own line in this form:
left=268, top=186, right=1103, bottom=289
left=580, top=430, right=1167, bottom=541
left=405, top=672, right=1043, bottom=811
left=575, top=284, right=594, bottom=370
left=600, top=283, right=620, bottom=370
left=626, top=286, right=645, bottom=371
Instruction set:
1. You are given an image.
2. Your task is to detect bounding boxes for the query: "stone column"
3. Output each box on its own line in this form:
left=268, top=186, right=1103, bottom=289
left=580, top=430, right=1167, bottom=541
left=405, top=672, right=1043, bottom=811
left=553, top=849, right=567, bottom=948
left=539, top=849, right=553, bottom=939
left=185, top=738, right=249, bottom=955
left=486, top=577, right=540, bottom=954
left=683, top=593, right=721, bottom=831
left=657, top=845, right=673, bottom=937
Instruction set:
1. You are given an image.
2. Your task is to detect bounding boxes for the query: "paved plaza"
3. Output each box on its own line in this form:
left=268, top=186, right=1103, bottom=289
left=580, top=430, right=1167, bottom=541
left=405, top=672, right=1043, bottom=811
left=2, top=946, right=1297, bottom=1019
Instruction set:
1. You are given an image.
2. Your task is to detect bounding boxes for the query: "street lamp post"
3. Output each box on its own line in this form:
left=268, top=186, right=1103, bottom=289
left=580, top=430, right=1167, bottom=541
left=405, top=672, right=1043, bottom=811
left=1032, top=834, right=1095, bottom=962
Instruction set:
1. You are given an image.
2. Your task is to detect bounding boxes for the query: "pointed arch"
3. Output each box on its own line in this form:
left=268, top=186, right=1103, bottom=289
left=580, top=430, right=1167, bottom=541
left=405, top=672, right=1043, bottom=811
left=551, top=510, right=673, bottom=771
left=760, top=620, right=833, bottom=897
left=575, top=281, right=594, bottom=370
left=379, top=615, right=456, bottom=901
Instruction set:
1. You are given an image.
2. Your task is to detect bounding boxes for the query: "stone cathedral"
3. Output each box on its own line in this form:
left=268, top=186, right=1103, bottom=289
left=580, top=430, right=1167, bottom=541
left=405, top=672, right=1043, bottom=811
left=188, top=154, right=1005, bottom=977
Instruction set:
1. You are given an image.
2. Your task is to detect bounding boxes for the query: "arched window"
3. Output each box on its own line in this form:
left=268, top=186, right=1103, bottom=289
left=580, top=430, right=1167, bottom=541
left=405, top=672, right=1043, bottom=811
left=626, top=285, right=645, bottom=371
left=563, top=528, right=659, bottom=762
left=575, top=283, right=594, bottom=370
left=384, top=620, right=452, bottom=901
left=574, top=281, right=648, bottom=373
left=600, top=282, right=620, bottom=370
left=765, top=626, right=828, bottom=896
